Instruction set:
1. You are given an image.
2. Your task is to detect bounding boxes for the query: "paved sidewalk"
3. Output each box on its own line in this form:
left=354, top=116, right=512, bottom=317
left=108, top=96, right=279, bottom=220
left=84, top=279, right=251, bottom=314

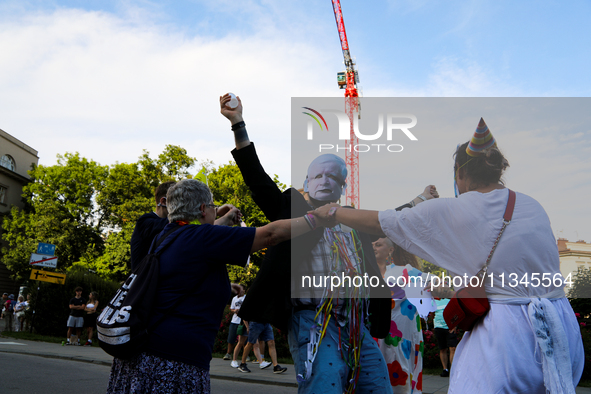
left=0, top=336, right=588, bottom=393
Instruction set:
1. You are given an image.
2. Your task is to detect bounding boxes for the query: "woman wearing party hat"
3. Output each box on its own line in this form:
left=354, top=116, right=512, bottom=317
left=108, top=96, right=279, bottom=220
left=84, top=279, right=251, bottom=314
left=311, top=118, right=584, bottom=393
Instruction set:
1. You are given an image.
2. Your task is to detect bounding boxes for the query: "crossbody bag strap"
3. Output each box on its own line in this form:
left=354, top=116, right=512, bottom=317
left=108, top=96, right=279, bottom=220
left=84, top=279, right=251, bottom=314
left=479, top=189, right=516, bottom=278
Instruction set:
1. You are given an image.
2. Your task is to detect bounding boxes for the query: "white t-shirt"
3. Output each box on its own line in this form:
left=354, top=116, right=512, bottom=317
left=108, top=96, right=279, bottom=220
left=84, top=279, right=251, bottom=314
left=379, top=188, right=562, bottom=298
left=230, top=295, right=245, bottom=325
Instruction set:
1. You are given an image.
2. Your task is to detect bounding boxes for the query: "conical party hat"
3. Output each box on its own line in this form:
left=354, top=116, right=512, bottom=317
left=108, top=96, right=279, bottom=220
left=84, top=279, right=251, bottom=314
left=466, top=117, right=497, bottom=157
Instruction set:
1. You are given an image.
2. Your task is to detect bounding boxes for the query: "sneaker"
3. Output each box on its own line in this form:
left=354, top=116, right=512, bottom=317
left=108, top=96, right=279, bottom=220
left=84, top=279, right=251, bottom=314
left=253, top=358, right=262, bottom=364
left=223, top=353, right=231, bottom=360
left=273, top=364, right=288, bottom=374
left=83, top=341, right=92, bottom=347
left=238, top=363, right=251, bottom=373
left=230, top=360, right=239, bottom=368
left=259, top=361, right=272, bottom=369
left=245, top=356, right=251, bottom=362
left=440, top=369, right=450, bottom=377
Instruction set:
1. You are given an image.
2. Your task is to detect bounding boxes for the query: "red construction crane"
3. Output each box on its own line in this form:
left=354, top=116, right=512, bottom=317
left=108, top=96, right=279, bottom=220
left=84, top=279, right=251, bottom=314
left=331, top=0, right=360, bottom=208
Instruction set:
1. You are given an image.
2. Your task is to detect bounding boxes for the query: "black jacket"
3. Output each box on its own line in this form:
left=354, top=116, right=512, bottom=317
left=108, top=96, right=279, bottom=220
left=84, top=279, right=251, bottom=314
left=232, top=143, right=392, bottom=338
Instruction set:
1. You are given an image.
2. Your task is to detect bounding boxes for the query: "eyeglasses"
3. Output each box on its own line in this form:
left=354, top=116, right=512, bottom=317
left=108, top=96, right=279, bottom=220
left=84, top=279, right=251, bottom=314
left=206, top=204, right=219, bottom=210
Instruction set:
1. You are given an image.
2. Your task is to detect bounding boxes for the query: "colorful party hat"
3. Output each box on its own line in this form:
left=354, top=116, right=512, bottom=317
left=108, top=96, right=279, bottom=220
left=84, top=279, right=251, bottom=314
left=466, top=117, right=496, bottom=157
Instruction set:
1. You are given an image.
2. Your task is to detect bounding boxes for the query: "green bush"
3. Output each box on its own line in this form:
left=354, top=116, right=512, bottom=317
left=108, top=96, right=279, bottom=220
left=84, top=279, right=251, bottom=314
left=26, top=268, right=120, bottom=337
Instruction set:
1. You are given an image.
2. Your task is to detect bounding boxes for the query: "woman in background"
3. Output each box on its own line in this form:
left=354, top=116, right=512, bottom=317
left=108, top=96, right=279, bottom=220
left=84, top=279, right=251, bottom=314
left=374, top=237, right=428, bottom=393
left=84, top=291, right=99, bottom=346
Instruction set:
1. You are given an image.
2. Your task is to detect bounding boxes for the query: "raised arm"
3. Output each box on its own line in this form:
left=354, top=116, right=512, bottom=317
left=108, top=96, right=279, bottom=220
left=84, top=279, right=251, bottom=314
left=220, top=94, right=250, bottom=150
left=220, top=93, right=291, bottom=222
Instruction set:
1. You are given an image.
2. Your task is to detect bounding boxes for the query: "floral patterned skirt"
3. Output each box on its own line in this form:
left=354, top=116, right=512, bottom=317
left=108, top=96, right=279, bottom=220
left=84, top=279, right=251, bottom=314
left=107, top=353, right=210, bottom=394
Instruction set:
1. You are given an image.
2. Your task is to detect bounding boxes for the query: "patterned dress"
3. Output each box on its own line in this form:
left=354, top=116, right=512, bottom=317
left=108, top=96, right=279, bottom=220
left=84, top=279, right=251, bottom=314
left=378, top=264, right=428, bottom=394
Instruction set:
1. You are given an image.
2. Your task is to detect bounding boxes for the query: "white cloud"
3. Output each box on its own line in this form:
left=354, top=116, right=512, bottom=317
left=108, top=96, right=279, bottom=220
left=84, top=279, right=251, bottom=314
left=0, top=7, right=339, bottom=185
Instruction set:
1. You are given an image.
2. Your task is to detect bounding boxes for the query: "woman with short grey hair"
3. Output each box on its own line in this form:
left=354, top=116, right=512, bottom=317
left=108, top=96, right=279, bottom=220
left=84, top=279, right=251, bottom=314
left=167, top=179, right=214, bottom=223
left=107, top=178, right=325, bottom=394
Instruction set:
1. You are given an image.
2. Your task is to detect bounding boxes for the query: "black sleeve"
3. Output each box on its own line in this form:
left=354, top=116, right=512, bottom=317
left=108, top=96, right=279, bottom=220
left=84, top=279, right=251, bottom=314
left=232, top=142, right=292, bottom=221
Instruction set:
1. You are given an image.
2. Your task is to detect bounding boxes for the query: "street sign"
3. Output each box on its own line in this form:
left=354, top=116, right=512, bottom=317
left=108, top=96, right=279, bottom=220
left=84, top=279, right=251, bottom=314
left=30, top=269, right=66, bottom=285
left=37, top=243, right=56, bottom=255
left=29, top=253, right=58, bottom=268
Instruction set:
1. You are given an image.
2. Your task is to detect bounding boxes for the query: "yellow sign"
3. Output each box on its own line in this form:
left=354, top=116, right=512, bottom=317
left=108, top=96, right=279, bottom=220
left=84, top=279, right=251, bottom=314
left=30, top=269, right=66, bottom=285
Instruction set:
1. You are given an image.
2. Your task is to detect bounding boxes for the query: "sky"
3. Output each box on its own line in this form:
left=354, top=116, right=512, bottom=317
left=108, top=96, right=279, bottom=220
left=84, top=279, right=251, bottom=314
left=1, top=0, right=590, bottom=240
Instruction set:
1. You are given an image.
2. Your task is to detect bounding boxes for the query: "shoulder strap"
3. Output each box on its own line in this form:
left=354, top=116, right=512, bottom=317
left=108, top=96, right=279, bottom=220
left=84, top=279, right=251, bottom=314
left=503, top=189, right=516, bottom=222
left=481, top=189, right=516, bottom=276
left=147, top=224, right=189, bottom=256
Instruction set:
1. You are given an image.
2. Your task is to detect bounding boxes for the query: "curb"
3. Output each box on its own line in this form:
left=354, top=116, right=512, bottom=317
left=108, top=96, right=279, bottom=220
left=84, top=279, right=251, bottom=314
left=0, top=347, right=113, bottom=367
left=208, top=373, right=298, bottom=388
left=0, top=337, right=298, bottom=388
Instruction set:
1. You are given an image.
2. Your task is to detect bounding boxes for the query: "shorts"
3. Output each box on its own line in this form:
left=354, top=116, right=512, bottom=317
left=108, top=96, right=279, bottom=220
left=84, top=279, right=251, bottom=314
left=227, top=323, right=239, bottom=344
left=247, top=322, right=274, bottom=344
left=67, top=315, right=84, bottom=328
left=237, top=323, right=246, bottom=336
left=434, top=327, right=458, bottom=349
left=84, top=313, right=97, bottom=328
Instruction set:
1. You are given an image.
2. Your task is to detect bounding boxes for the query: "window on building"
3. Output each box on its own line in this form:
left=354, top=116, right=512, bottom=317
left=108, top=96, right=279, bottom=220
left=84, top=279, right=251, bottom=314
left=0, top=155, right=16, bottom=171
left=0, top=185, right=6, bottom=204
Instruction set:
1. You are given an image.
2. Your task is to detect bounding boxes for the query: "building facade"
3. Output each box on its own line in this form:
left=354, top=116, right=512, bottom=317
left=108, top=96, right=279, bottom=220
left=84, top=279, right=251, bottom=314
left=0, top=128, right=39, bottom=294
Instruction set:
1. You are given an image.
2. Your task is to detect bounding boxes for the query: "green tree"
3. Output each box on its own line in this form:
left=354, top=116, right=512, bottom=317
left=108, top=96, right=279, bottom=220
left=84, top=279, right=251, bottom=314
left=137, top=145, right=196, bottom=185
left=568, top=267, right=591, bottom=318
left=206, top=161, right=287, bottom=267
left=1, top=153, right=108, bottom=281
left=86, top=146, right=197, bottom=279
left=1, top=146, right=197, bottom=282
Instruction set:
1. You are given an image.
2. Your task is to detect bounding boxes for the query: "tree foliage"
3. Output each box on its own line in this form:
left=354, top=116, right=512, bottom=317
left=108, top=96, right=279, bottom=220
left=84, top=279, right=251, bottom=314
left=568, top=267, right=591, bottom=318
left=1, top=147, right=286, bottom=283
left=1, top=146, right=196, bottom=282
left=206, top=161, right=287, bottom=267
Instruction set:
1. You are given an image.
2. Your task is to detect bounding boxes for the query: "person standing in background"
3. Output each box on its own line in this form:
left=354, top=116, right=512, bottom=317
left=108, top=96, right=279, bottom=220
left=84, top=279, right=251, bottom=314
left=432, top=298, right=457, bottom=377
left=83, top=291, right=99, bottom=346
left=66, top=287, right=86, bottom=345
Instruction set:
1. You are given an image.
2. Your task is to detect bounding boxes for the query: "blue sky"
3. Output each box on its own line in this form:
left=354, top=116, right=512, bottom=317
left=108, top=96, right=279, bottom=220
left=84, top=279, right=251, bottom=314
left=1, top=0, right=590, bottom=240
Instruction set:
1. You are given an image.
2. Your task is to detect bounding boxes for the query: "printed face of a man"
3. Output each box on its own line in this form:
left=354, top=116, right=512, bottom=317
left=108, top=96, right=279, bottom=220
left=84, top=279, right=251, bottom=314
left=307, top=159, right=344, bottom=202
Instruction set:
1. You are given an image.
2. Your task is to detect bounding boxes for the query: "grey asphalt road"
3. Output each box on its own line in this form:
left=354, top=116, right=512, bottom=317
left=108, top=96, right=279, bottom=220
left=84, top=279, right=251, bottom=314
left=0, top=352, right=297, bottom=394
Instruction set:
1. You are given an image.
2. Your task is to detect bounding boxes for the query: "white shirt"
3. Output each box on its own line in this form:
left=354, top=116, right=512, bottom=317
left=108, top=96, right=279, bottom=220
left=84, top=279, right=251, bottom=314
left=230, top=295, right=245, bottom=325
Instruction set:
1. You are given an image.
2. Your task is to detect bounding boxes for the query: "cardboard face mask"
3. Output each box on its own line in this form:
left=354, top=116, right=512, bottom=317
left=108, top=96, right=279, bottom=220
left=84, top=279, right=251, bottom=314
left=304, top=155, right=347, bottom=202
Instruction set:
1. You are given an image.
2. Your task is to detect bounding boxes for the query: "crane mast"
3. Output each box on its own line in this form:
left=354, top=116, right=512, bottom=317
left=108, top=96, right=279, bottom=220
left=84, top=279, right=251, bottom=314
left=331, top=0, right=360, bottom=208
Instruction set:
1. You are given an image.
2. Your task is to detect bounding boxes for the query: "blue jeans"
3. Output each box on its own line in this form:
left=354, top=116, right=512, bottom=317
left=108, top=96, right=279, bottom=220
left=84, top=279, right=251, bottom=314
left=288, top=309, right=391, bottom=393
left=247, top=322, right=274, bottom=344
